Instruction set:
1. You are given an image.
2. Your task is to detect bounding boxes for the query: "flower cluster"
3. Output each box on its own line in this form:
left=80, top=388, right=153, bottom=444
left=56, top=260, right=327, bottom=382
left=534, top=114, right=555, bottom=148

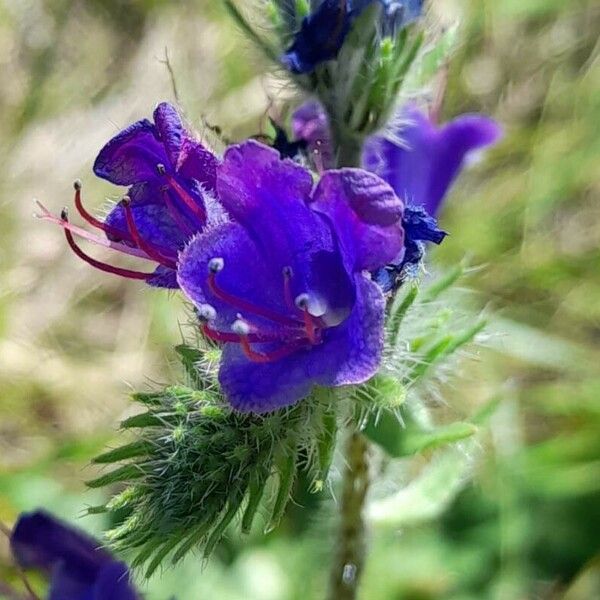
left=38, top=97, right=499, bottom=412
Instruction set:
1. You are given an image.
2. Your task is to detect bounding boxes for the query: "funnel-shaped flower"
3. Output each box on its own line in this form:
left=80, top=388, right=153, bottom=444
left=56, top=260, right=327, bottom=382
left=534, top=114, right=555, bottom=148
left=177, top=140, right=404, bottom=412
left=39, top=102, right=220, bottom=288
left=363, top=105, right=502, bottom=217
left=10, top=510, right=138, bottom=600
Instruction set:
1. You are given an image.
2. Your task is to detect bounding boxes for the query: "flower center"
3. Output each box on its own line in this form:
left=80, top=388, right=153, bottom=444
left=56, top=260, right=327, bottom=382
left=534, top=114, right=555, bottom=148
left=199, top=258, right=326, bottom=363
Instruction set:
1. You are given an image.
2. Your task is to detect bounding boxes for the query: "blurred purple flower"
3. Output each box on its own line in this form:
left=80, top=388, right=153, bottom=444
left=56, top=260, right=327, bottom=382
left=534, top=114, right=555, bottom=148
left=177, top=140, right=404, bottom=412
left=292, top=100, right=501, bottom=289
left=10, top=510, right=138, bottom=600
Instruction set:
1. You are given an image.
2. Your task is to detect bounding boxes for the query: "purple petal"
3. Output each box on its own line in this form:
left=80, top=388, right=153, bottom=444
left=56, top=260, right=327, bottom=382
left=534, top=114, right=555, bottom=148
left=148, top=265, right=179, bottom=289
left=92, top=562, right=139, bottom=600
left=93, top=119, right=166, bottom=186
left=219, top=274, right=384, bottom=412
left=153, top=102, right=184, bottom=168
left=312, top=169, right=405, bottom=271
left=104, top=182, right=188, bottom=253
left=11, top=511, right=112, bottom=580
left=178, top=137, right=219, bottom=193
left=177, top=222, right=288, bottom=334
left=216, top=140, right=354, bottom=323
left=363, top=106, right=502, bottom=216
left=291, top=101, right=335, bottom=169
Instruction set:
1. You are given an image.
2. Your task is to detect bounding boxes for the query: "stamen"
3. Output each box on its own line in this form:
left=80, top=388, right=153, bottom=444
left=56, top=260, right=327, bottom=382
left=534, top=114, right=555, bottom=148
left=199, top=311, right=284, bottom=344
left=155, top=161, right=206, bottom=225
left=207, top=260, right=299, bottom=327
left=72, top=180, right=129, bottom=242
left=122, top=196, right=177, bottom=268
left=60, top=209, right=152, bottom=281
left=295, top=294, right=321, bottom=344
left=34, top=200, right=150, bottom=260
left=239, top=337, right=307, bottom=364
left=161, top=186, right=195, bottom=237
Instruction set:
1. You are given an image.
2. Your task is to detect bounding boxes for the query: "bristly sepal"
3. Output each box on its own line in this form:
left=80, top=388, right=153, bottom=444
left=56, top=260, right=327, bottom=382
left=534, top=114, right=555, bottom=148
left=88, top=354, right=339, bottom=577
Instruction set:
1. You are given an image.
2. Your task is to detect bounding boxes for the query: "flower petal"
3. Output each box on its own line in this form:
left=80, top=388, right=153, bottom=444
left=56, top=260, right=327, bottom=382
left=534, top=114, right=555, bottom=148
left=104, top=182, right=188, bottom=253
left=153, top=102, right=184, bottom=168
left=363, top=106, right=502, bottom=216
left=93, top=119, right=166, bottom=185
left=178, top=137, right=219, bottom=193
left=92, top=562, right=139, bottom=600
left=11, top=510, right=112, bottom=578
left=218, top=274, right=384, bottom=412
left=312, top=169, right=404, bottom=271
left=177, top=221, right=287, bottom=333
left=217, top=140, right=354, bottom=323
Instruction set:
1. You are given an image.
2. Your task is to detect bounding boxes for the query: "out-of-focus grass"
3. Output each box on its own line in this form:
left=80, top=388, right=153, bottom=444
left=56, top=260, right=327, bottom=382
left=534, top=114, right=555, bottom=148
left=0, top=0, right=599, bottom=598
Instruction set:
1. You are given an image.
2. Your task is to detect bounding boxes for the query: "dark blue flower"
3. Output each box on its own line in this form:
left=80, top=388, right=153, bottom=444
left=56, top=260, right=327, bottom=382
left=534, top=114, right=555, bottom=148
left=282, top=0, right=353, bottom=74
left=10, top=510, right=139, bottom=600
left=177, top=140, right=405, bottom=412
left=281, top=1, right=424, bottom=74
left=44, top=102, right=222, bottom=289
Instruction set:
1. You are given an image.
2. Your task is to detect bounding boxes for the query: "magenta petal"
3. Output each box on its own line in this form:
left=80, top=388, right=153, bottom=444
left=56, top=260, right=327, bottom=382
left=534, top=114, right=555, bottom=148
left=93, top=119, right=166, bottom=185
left=218, top=274, right=384, bottom=413
left=363, top=107, right=502, bottom=216
left=153, top=102, right=184, bottom=167
left=312, top=169, right=405, bottom=271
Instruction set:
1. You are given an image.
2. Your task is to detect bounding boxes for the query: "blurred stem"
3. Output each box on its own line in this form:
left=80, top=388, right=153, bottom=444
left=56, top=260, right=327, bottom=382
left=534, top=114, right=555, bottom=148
left=332, top=123, right=364, bottom=168
left=328, top=429, right=370, bottom=600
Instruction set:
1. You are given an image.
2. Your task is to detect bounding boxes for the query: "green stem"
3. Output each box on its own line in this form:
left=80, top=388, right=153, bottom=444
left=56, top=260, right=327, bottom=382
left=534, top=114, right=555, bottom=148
left=328, top=430, right=370, bottom=600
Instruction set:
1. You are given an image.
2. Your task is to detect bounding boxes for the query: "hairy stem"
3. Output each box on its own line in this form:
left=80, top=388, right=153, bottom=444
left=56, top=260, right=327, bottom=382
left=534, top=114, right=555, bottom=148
left=328, top=430, right=370, bottom=600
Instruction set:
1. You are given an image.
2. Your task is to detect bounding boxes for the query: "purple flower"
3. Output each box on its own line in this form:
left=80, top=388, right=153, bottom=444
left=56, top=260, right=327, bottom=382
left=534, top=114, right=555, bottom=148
left=10, top=510, right=138, bottom=600
left=40, top=102, right=220, bottom=289
left=363, top=105, right=502, bottom=217
left=292, top=101, right=501, bottom=289
left=281, top=1, right=423, bottom=74
left=177, top=140, right=404, bottom=412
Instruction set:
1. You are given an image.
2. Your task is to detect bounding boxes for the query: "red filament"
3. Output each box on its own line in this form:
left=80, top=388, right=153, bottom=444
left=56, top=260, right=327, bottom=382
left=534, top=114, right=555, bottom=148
left=122, top=199, right=177, bottom=269
left=62, top=210, right=152, bottom=281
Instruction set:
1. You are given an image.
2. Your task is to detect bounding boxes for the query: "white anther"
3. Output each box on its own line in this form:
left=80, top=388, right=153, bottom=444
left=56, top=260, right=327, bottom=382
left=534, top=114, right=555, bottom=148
left=197, top=304, right=217, bottom=322
left=232, top=319, right=250, bottom=336
left=294, top=293, right=310, bottom=310
left=208, top=257, right=224, bottom=273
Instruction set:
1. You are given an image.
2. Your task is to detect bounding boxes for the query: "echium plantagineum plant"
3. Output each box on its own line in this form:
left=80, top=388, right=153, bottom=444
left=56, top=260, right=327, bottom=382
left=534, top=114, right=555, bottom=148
left=24, top=1, right=502, bottom=599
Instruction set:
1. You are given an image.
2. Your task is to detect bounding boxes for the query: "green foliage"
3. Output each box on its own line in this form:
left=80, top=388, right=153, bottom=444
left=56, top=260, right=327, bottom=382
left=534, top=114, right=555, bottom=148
left=88, top=351, right=338, bottom=576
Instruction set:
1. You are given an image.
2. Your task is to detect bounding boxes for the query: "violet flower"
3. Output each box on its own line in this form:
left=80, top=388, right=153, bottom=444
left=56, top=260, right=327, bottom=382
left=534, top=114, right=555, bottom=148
left=282, top=1, right=423, bottom=74
left=177, top=140, right=404, bottom=412
left=10, top=510, right=138, bottom=600
left=292, top=101, right=502, bottom=289
left=38, top=102, right=220, bottom=289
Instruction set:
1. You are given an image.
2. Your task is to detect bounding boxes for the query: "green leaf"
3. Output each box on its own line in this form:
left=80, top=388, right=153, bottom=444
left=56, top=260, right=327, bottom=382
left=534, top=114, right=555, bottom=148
left=93, top=441, right=153, bottom=464
left=367, top=444, right=476, bottom=526
left=85, top=464, right=145, bottom=488
left=363, top=409, right=477, bottom=458
left=174, top=344, right=205, bottom=388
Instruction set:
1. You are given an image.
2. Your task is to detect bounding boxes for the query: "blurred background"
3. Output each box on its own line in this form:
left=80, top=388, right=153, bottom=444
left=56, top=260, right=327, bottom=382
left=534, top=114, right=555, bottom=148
left=0, top=0, right=599, bottom=598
